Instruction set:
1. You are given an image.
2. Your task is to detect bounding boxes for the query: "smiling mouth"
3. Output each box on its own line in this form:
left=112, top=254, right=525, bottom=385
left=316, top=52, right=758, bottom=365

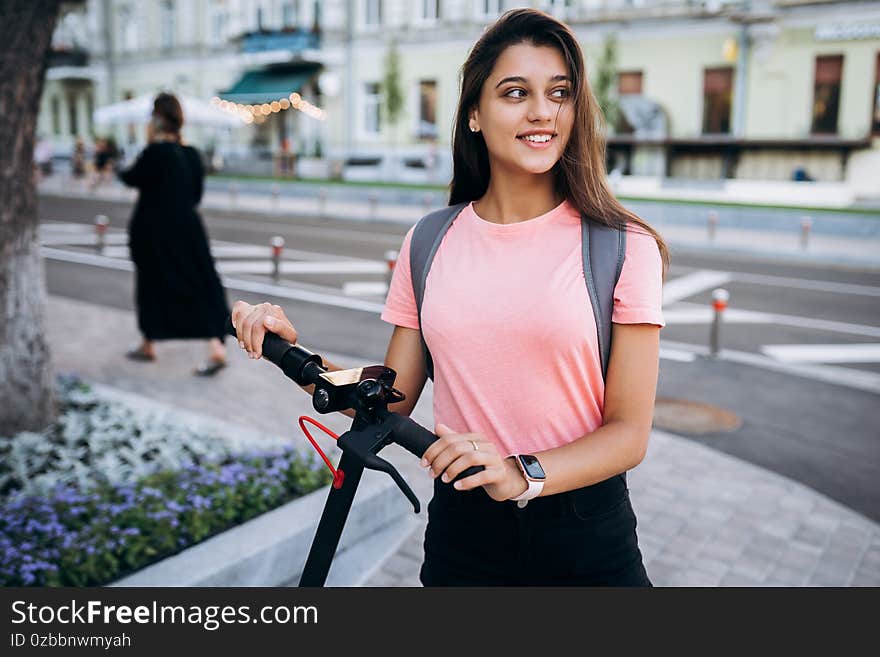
left=517, top=134, right=556, bottom=144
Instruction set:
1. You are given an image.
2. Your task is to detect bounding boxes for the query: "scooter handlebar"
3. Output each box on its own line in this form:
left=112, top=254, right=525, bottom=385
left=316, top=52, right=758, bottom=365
left=224, top=316, right=324, bottom=386
left=384, top=414, right=484, bottom=482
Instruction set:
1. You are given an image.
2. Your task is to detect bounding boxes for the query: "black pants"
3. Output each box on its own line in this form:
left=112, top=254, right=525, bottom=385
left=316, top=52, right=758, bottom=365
left=420, top=474, right=651, bottom=586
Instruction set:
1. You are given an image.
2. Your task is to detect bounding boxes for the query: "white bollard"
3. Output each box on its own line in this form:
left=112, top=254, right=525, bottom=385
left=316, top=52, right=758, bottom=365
left=385, top=249, right=398, bottom=288
left=423, top=192, right=434, bottom=216
left=94, top=215, right=109, bottom=253
left=229, top=182, right=238, bottom=206
left=710, top=288, right=729, bottom=357
left=271, top=236, right=285, bottom=283
left=271, top=183, right=281, bottom=212
left=707, top=210, right=718, bottom=243
left=368, top=192, right=379, bottom=220
left=800, top=216, right=812, bottom=250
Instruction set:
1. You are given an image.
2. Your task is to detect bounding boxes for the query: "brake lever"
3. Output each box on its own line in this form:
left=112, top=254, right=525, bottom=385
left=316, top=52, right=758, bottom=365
left=360, top=452, right=420, bottom=514
left=336, top=427, right=420, bottom=513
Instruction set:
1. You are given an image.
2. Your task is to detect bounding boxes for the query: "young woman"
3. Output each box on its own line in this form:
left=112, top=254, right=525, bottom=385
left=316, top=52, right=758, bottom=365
left=233, top=8, right=669, bottom=585
left=119, top=93, right=230, bottom=376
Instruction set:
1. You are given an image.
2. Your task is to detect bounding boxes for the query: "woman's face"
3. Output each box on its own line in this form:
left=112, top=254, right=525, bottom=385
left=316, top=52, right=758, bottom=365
left=470, top=42, right=575, bottom=177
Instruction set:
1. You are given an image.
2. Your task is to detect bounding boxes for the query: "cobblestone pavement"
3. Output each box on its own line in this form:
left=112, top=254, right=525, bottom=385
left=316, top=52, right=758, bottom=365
left=47, top=295, right=880, bottom=586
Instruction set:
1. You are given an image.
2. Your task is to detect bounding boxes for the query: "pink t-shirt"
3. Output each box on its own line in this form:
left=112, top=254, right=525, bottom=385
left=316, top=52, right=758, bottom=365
left=381, top=200, right=664, bottom=457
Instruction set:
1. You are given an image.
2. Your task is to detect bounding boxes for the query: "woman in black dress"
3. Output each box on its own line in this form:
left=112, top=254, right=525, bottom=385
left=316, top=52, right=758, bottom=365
left=119, top=93, right=229, bottom=376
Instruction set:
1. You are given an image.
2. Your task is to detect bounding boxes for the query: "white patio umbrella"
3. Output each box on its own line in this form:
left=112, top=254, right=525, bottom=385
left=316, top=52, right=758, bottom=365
left=93, top=93, right=242, bottom=127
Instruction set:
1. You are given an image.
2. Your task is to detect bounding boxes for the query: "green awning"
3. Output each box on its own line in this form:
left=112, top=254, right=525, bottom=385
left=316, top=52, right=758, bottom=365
left=219, top=65, right=319, bottom=104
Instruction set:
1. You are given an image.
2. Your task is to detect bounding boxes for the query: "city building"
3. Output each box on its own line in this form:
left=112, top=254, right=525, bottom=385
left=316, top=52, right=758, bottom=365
left=39, top=1, right=880, bottom=198
left=39, top=0, right=327, bottom=175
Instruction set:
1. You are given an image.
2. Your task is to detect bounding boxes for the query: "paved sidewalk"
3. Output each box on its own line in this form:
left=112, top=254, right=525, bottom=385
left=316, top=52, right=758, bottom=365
left=46, top=295, right=880, bottom=586
left=39, top=176, right=880, bottom=269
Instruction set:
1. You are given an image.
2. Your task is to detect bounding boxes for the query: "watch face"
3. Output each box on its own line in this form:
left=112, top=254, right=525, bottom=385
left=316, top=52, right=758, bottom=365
left=518, top=454, right=546, bottom=480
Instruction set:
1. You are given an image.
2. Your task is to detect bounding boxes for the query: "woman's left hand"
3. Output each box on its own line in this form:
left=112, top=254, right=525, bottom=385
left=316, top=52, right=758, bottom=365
left=421, top=424, right=527, bottom=502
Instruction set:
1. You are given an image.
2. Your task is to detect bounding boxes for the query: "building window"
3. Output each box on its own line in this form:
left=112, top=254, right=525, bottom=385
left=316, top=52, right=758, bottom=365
left=478, top=0, right=501, bottom=17
left=617, top=71, right=643, bottom=95
left=811, top=54, right=843, bottom=134
left=160, top=1, right=174, bottom=50
left=421, top=0, right=440, bottom=21
left=871, top=54, right=879, bottom=135
left=702, top=67, right=733, bottom=134
left=546, top=0, right=574, bottom=18
left=210, top=3, right=228, bottom=45
left=118, top=5, right=138, bottom=52
left=364, top=82, right=381, bottom=134
left=418, top=80, right=438, bottom=139
left=365, top=0, right=382, bottom=27
left=51, top=96, right=61, bottom=136
left=282, top=0, right=299, bottom=28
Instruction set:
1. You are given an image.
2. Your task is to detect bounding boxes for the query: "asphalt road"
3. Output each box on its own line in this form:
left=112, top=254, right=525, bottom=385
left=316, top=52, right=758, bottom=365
left=38, top=194, right=880, bottom=522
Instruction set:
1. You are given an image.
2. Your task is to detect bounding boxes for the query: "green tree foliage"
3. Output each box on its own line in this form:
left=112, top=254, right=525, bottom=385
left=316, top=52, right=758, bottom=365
left=382, top=38, right=404, bottom=129
left=593, top=32, right=620, bottom=131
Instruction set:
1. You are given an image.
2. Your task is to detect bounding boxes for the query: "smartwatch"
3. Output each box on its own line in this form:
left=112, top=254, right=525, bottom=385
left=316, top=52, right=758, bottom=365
left=510, top=454, right=546, bottom=507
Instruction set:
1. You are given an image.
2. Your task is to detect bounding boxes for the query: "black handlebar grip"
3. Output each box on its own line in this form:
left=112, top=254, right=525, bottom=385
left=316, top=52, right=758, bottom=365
left=385, top=414, right=484, bottom=483
left=225, top=315, right=325, bottom=386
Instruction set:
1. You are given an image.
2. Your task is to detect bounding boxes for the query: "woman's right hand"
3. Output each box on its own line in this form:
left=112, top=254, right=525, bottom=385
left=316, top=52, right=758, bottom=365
left=231, top=301, right=298, bottom=360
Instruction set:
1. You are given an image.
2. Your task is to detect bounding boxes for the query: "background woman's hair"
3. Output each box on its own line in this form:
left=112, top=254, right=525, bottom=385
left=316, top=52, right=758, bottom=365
left=152, top=92, right=184, bottom=136
left=449, top=8, right=669, bottom=275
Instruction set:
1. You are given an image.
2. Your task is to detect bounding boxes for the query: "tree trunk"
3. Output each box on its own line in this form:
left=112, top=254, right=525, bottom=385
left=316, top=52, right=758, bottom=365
left=0, top=1, right=63, bottom=435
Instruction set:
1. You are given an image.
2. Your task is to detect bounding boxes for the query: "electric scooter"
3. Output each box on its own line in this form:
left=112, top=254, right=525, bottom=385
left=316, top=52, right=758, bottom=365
left=225, top=318, right=483, bottom=587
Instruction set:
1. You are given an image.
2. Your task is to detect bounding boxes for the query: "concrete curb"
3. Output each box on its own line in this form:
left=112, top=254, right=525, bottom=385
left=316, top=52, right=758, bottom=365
left=110, top=470, right=411, bottom=587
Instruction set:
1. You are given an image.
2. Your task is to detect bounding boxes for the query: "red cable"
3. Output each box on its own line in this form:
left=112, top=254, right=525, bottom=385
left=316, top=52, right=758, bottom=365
left=298, top=416, right=345, bottom=489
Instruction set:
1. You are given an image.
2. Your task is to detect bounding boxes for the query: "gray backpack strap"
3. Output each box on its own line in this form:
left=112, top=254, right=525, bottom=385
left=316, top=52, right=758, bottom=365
left=582, top=219, right=627, bottom=381
left=410, top=202, right=469, bottom=381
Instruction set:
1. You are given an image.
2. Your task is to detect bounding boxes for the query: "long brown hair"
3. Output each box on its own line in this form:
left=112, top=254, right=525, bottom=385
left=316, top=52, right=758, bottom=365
left=449, top=8, right=669, bottom=275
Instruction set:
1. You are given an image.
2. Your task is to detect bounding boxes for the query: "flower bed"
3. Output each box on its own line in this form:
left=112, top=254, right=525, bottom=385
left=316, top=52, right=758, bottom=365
left=0, top=376, right=331, bottom=586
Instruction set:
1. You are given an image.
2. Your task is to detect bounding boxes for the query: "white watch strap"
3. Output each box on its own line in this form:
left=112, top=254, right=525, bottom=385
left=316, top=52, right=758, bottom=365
left=510, top=477, right=544, bottom=502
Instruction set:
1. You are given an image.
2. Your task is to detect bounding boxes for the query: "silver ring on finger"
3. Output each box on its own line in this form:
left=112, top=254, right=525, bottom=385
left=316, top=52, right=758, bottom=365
left=469, top=440, right=479, bottom=452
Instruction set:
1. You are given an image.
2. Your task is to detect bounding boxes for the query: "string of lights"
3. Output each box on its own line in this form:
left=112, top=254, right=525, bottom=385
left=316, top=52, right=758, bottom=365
left=211, top=93, right=326, bottom=125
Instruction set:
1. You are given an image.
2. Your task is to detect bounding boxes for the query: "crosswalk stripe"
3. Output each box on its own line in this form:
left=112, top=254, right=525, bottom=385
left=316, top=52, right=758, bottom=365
left=662, top=270, right=732, bottom=305
left=667, top=302, right=880, bottom=338
left=659, top=348, right=697, bottom=363
left=663, top=308, right=775, bottom=324
left=217, top=260, right=386, bottom=275
left=41, top=247, right=388, bottom=313
left=40, top=222, right=94, bottom=233
left=760, top=344, right=880, bottom=364
left=661, top=339, right=880, bottom=395
left=343, top=282, right=389, bottom=296
left=38, top=233, right=128, bottom=246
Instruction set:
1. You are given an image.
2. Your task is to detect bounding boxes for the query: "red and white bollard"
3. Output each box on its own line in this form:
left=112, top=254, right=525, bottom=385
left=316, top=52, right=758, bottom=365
left=800, top=215, right=812, bottom=250
left=94, top=215, right=109, bottom=253
left=271, top=236, right=285, bottom=283
left=707, top=210, right=718, bottom=243
left=385, top=249, right=398, bottom=288
left=710, top=288, right=729, bottom=357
